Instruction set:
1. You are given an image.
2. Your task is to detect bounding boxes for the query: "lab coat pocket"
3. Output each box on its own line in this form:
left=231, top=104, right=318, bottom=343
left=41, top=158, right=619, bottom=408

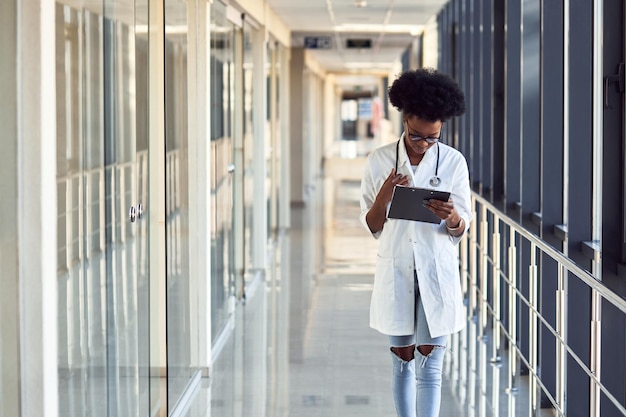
left=374, top=255, right=395, bottom=304
left=373, top=255, right=414, bottom=327
left=435, top=248, right=462, bottom=307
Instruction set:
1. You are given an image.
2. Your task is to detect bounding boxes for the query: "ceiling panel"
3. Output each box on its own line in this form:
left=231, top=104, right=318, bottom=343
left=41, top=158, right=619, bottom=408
left=266, top=0, right=446, bottom=76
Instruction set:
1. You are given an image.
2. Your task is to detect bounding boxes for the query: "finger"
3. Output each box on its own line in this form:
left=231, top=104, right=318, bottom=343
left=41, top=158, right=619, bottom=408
left=422, top=202, right=443, bottom=218
left=424, top=199, right=452, bottom=216
left=425, top=199, right=448, bottom=210
left=391, top=174, right=408, bottom=184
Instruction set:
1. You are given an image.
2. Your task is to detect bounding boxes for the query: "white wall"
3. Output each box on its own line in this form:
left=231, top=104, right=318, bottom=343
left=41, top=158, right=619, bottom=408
left=0, top=0, right=59, bottom=416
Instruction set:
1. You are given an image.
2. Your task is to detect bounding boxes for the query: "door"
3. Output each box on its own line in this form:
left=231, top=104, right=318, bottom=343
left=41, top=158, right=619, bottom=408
left=102, top=1, right=151, bottom=415
left=163, top=0, right=199, bottom=410
left=55, top=0, right=151, bottom=415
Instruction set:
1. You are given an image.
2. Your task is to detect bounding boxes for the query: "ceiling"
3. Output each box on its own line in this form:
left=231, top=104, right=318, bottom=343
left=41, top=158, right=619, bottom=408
left=265, top=0, right=447, bottom=83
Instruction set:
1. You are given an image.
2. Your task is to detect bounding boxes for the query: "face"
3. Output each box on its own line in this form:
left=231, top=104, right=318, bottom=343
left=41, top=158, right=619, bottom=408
left=403, top=116, right=443, bottom=157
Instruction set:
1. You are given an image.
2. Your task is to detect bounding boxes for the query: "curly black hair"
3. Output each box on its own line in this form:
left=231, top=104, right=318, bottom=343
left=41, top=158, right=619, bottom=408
left=388, top=68, right=465, bottom=122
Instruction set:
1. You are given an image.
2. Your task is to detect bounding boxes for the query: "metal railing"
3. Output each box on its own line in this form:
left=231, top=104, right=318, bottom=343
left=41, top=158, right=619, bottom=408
left=449, top=192, right=626, bottom=417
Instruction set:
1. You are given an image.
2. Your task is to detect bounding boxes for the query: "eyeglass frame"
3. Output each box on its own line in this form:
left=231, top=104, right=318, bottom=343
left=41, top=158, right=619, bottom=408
left=403, top=120, right=442, bottom=144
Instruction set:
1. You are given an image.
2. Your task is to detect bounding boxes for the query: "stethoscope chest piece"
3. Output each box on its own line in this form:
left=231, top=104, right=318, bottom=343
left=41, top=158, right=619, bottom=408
left=429, top=176, right=441, bottom=187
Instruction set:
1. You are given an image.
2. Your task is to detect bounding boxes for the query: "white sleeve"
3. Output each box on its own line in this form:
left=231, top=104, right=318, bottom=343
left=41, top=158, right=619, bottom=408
left=359, top=155, right=382, bottom=239
left=447, top=156, right=473, bottom=244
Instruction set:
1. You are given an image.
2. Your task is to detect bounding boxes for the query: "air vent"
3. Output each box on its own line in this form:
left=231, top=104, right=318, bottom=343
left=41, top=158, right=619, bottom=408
left=346, top=38, right=371, bottom=49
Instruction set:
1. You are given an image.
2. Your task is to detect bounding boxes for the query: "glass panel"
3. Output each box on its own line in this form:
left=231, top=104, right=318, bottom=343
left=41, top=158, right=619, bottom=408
left=55, top=1, right=150, bottom=416
left=267, top=42, right=282, bottom=237
left=102, top=2, right=151, bottom=416
left=243, top=24, right=255, bottom=275
left=210, top=1, right=236, bottom=342
left=164, top=0, right=198, bottom=410
left=275, top=45, right=282, bottom=233
left=134, top=0, right=151, bottom=413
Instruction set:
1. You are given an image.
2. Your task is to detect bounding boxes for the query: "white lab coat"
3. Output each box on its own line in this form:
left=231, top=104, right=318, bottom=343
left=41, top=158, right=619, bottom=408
left=359, top=137, right=472, bottom=338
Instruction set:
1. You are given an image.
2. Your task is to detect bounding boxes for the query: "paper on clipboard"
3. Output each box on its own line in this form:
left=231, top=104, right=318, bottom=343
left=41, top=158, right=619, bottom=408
left=387, top=185, right=451, bottom=224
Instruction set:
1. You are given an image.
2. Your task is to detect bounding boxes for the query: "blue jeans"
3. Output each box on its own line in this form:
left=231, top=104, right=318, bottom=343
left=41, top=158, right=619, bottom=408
left=388, top=276, right=448, bottom=417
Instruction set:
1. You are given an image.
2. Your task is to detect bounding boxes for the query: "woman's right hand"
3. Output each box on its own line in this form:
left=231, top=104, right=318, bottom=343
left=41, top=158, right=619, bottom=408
left=375, top=169, right=409, bottom=206
left=366, top=169, right=409, bottom=234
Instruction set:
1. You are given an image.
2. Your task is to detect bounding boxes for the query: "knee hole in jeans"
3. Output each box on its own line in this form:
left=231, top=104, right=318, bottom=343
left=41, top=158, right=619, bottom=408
left=390, top=344, right=416, bottom=362
left=417, top=344, right=446, bottom=356
left=417, top=344, right=435, bottom=356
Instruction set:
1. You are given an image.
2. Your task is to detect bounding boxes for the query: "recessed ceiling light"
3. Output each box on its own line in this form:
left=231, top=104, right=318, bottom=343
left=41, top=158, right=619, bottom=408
left=354, top=0, right=367, bottom=7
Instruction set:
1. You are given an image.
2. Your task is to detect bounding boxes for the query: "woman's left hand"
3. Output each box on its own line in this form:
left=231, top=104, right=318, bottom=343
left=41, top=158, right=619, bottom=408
left=423, top=197, right=462, bottom=228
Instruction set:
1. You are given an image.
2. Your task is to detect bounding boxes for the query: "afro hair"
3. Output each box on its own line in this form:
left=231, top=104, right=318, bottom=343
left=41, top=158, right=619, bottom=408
left=388, top=68, right=465, bottom=122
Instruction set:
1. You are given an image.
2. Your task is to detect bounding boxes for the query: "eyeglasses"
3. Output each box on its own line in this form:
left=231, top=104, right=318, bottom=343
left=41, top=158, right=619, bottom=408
left=407, top=133, right=440, bottom=143
left=404, top=122, right=441, bottom=143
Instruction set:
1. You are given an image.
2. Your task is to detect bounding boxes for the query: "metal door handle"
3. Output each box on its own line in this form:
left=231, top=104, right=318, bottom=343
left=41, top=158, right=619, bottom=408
left=137, top=203, right=143, bottom=219
left=129, top=206, right=137, bottom=223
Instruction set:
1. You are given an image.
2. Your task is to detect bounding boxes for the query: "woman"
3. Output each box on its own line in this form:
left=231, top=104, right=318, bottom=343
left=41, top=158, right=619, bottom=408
left=359, top=68, right=472, bottom=417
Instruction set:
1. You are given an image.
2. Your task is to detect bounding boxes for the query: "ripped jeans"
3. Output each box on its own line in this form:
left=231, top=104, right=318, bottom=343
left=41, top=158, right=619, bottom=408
left=388, top=277, right=448, bottom=417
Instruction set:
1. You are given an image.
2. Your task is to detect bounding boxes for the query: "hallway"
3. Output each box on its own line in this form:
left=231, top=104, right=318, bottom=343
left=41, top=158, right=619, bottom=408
left=277, top=176, right=465, bottom=416
left=4, top=0, right=626, bottom=415
left=238, top=147, right=565, bottom=417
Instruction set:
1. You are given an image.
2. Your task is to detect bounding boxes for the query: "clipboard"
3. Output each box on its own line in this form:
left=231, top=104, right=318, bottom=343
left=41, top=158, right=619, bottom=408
left=387, top=185, right=451, bottom=224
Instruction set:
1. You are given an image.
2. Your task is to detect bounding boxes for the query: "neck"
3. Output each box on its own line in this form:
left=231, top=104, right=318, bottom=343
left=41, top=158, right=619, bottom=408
left=408, top=151, right=424, bottom=165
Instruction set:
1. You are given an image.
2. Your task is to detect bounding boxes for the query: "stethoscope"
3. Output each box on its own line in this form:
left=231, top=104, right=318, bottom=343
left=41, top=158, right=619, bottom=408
left=395, top=137, right=442, bottom=187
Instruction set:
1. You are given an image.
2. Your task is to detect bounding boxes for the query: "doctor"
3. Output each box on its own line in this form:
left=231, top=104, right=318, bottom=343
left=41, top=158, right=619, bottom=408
left=359, top=68, right=472, bottom=417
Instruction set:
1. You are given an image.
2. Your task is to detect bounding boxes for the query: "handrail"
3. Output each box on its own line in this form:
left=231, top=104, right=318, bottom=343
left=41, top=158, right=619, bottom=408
left=472, top=193, right=626, bottom=314
left=446, top=191, right=626, bottom=417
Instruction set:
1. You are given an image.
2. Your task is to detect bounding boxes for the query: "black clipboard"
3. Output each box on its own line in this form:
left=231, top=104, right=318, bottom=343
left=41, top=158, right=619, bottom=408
left=387, top=186, right=451, bottom=224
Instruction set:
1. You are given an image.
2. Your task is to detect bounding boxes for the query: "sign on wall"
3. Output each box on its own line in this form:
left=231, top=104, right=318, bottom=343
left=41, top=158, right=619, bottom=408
left=304, top=36, right=333, bottom=49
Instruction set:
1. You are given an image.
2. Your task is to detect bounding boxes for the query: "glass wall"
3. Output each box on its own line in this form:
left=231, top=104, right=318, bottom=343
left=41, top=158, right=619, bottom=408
left=210, top=0, right=236, bottom=343
left=55, top=1, right=151, bottom=416
left=5, top=0, right=294, bottom=415
left=436, top=0, right=626, bottom=415
left=242, top=23, right=256, bottom=277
